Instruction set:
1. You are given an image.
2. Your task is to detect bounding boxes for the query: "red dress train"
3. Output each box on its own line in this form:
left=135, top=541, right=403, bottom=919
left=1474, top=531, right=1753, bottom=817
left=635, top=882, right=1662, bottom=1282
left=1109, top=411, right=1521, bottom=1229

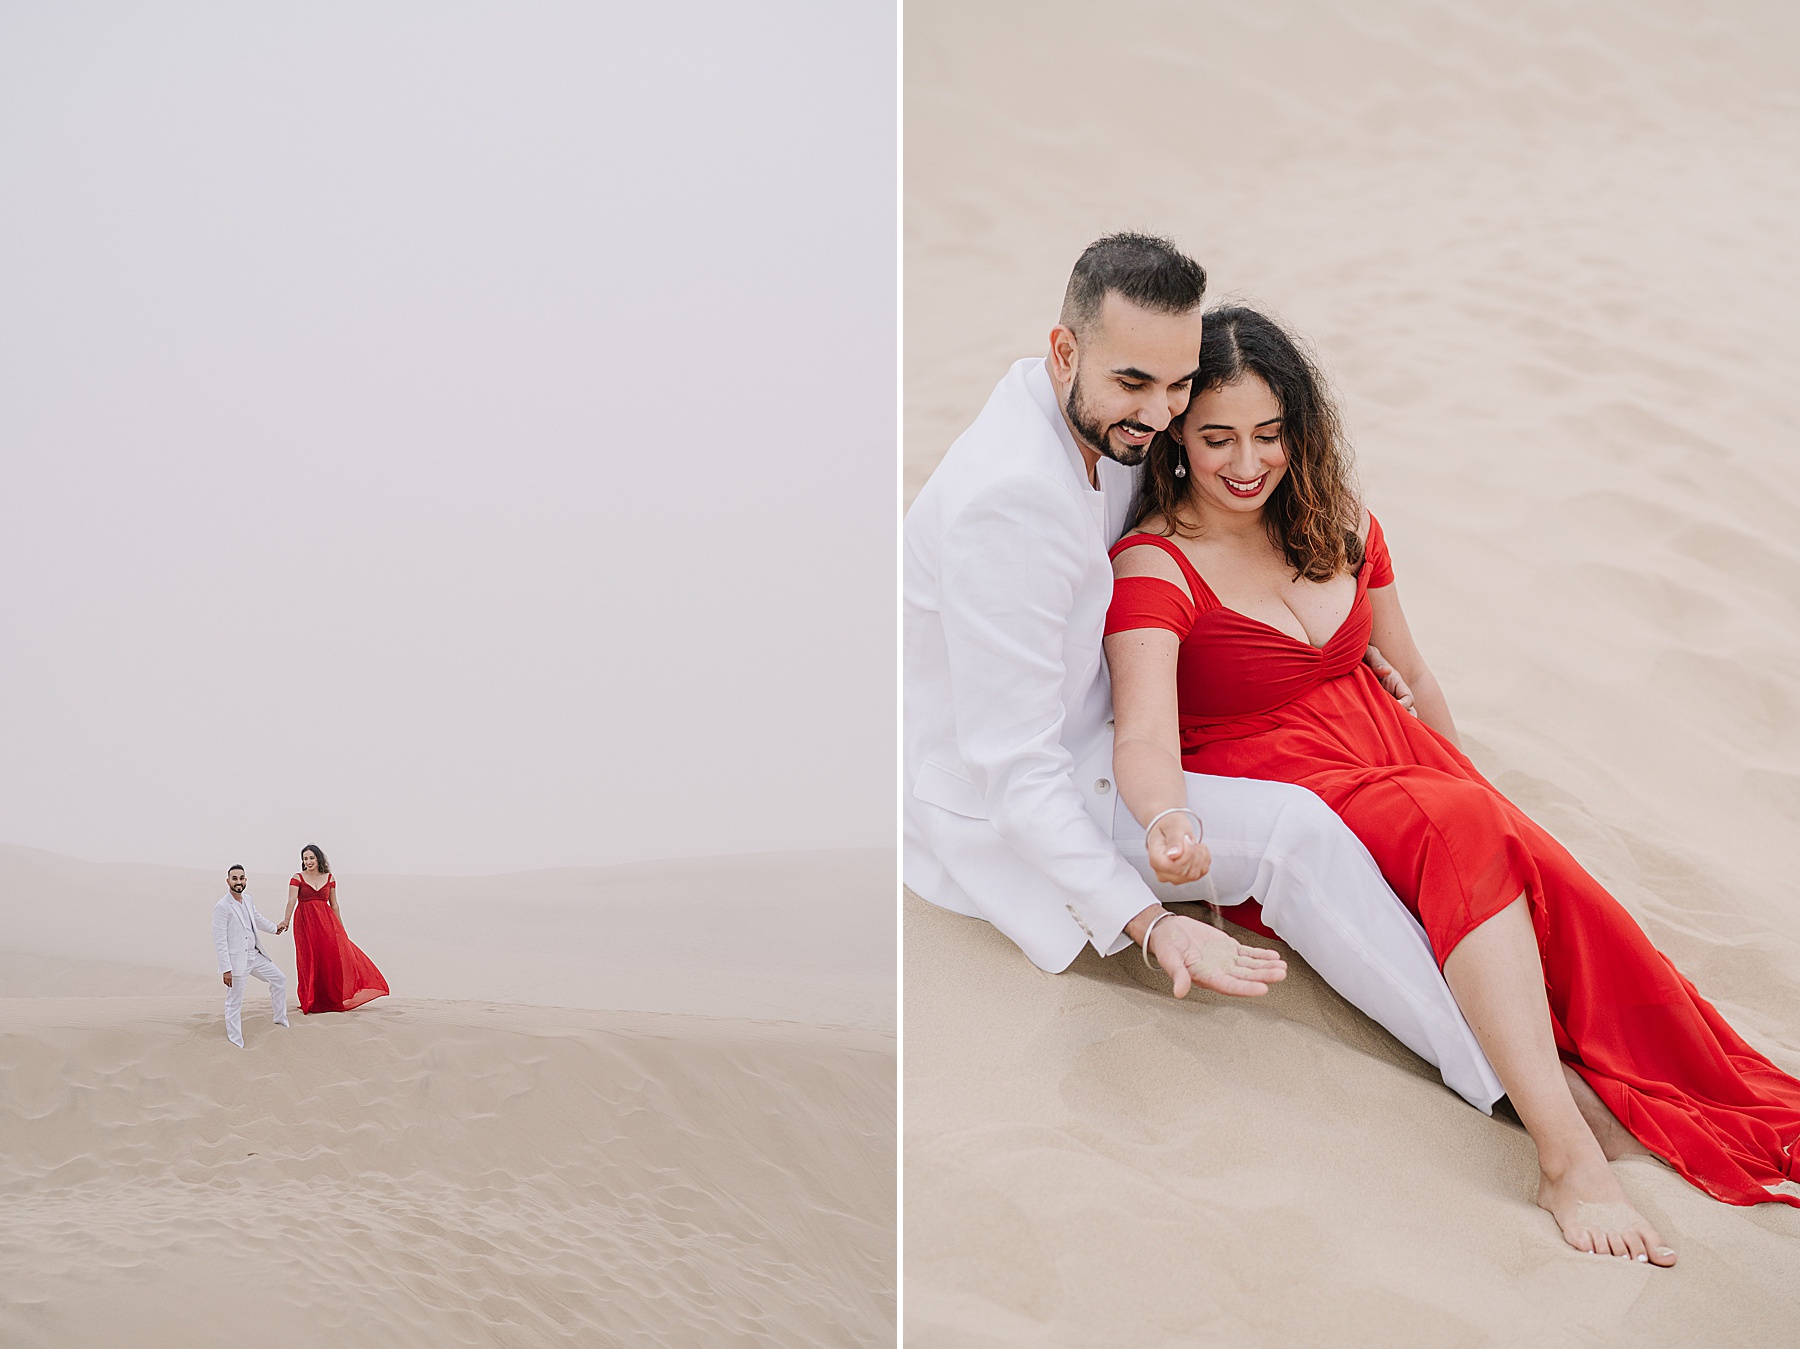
left=291, top=874, right=389, bottom=1013
left=1105, top=516, right=1800, bottom=1207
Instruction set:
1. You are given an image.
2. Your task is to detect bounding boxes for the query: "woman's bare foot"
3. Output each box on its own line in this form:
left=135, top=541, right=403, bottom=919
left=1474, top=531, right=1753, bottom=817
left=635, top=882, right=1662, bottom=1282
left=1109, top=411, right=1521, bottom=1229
left=1561, top=1064, right=1652, bottom=1162
left=1440, top=901, right=1675, bottom=1269
left=1536, top=1154, right=1676, bottom=1265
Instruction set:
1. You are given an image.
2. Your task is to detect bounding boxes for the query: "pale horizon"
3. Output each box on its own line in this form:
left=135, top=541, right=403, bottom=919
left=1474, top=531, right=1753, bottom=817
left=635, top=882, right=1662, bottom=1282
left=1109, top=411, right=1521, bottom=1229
left=0, top=3, right=897, bottom=875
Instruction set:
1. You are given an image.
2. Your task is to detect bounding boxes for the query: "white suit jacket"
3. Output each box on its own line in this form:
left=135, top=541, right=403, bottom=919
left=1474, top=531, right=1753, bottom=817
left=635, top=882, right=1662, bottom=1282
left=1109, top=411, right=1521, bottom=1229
left=213, top=894, right=278, bottom=975
left=905, top=356, right=1151, bottom=972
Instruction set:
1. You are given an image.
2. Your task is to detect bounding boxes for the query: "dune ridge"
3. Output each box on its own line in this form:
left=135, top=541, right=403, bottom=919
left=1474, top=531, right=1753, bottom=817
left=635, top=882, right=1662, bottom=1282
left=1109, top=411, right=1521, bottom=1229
left=0, top=846, right=895, bottom=1345
left=0, top=844, right=894, bottom=1029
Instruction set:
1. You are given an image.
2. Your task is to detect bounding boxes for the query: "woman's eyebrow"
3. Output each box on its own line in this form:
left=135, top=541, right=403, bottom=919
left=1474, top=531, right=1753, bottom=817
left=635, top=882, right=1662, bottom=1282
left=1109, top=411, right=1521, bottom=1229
left=1197, top=417, right=1283, bottom=431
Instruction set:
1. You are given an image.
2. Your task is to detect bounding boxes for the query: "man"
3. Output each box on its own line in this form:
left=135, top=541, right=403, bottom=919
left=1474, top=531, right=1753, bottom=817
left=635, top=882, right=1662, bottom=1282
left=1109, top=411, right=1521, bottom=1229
left=904, top=232, right=1501, bottom=1109
left=213, top=865, right=289, bottom=1049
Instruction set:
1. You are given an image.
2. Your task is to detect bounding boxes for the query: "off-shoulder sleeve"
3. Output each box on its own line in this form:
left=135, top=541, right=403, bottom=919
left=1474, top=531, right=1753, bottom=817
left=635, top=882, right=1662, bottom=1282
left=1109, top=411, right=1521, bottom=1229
left=1362, top=513, right=1395, bottom=588
left=1105, top=575, right=1196, bottom=640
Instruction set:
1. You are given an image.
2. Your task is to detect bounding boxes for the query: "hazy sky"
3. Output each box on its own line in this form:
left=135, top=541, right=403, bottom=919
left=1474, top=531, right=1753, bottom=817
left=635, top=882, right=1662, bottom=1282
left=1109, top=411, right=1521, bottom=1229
left=0, top=2, right=896, bottom=874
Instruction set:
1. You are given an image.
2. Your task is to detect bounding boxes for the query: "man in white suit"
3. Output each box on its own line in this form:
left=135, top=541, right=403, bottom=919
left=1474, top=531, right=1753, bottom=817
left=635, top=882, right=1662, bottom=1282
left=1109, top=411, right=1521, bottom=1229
left=904, top=233, right=1502, bottom=1109
left=213, top=865, right=290, bottom=1048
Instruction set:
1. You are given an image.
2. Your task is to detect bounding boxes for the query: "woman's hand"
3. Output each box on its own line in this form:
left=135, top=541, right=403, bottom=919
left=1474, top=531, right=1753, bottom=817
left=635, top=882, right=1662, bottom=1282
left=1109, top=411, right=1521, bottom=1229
left=1146, top=813, right=1211, bottom=886
left=1364, top=645, right=1416, bottom=714
left=276, top=922, right=288, bottom=934
left=1139, top=911, right=1287, bottom=999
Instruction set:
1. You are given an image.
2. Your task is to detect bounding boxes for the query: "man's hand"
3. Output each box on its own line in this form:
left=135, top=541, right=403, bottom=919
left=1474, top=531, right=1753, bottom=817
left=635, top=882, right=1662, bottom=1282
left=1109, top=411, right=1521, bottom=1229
left=1145, top=814, right=1211, bottom=886
left=1364, top=645, right=1416, bottom=714
left=222, top=971, right=233, bottom=988
left=1127, top=907, right=1287, bottom=998
left=276, top=923, right=288, bottom=934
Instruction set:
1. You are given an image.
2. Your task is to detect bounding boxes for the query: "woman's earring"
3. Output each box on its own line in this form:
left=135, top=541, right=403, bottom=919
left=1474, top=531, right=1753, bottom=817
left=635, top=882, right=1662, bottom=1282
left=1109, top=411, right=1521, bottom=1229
left=1174, top=454, right=1187, bottom=479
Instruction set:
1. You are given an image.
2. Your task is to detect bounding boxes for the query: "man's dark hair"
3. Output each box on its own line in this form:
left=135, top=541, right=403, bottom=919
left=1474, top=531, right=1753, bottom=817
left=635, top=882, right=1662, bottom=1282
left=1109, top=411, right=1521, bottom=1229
left=1059, top=232, right=1208, bottom=337
left=227, top=864, right=245, bottom=875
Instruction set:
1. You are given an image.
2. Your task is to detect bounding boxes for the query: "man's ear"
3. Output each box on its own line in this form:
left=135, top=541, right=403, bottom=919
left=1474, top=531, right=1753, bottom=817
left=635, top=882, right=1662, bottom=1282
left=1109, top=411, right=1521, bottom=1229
left=1047, top=324, right=1079, bottom=382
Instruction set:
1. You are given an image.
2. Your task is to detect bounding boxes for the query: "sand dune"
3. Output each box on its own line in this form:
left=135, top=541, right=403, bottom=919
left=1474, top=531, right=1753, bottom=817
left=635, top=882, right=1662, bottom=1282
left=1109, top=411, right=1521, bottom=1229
left=0, top=844, right=894, bottom=1028
left=906, top=1, right=1800, bottom=1343
left=0, top=847, right=895, bottom=1345
left=0, top=998, right=892, bottom=1347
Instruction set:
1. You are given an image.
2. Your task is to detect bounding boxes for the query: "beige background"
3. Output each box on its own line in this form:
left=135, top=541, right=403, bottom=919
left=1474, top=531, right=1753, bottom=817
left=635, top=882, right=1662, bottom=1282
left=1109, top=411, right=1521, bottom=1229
left=906, top=2, right=1800, bottom=1344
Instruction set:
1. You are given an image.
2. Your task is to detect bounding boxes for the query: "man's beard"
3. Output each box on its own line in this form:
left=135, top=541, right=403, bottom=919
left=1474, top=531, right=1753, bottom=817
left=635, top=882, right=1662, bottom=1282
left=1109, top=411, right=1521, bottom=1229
left=1065, top=370, right=1154, bottom=468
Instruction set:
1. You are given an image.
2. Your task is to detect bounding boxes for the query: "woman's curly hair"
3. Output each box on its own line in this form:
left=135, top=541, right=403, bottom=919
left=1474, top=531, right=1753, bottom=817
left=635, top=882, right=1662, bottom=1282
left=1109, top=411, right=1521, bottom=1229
left=1128, top=305, right=1363, bottom=582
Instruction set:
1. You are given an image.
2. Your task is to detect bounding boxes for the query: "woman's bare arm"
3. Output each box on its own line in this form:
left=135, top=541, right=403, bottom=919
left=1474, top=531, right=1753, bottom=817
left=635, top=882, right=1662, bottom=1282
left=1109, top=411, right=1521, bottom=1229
left=1105, top=545, right=1212, bottom=890
left=1105, top=626, right=1213, bottom=880
left=1367, top=583, right=1460, bottom=748
left=1101, top=544, right=1287, bottom=999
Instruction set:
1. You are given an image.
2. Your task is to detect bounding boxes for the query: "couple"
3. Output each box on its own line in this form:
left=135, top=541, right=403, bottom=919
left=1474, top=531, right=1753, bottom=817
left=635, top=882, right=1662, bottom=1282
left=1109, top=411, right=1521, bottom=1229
left=904, top=232, right=1800, bottom=1268
left=211, top=845, right=389, bottom=1047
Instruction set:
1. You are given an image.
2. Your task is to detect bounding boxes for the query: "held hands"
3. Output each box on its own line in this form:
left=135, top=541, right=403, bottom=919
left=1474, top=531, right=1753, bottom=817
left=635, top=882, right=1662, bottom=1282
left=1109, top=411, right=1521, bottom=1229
left=1146, top=813, right=1212, bottom=886
left=276, top=923, right=288, bottom=934
left=1364, top=645, right=1416, bottom=714
left=1134, top=907, right=1287, bottom=999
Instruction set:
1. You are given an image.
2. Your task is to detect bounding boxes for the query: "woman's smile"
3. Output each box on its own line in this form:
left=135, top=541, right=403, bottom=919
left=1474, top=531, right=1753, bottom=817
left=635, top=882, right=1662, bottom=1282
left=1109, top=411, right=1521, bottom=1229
left=1219, top=471, right=1269, bottom=498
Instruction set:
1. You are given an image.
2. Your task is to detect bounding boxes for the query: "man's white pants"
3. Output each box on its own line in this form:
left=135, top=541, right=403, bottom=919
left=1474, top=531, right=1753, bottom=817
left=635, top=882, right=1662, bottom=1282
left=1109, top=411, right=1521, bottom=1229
left=225, top=952, right=290, bottom=1048
left=1115, top=772, right=1505, bottom=1112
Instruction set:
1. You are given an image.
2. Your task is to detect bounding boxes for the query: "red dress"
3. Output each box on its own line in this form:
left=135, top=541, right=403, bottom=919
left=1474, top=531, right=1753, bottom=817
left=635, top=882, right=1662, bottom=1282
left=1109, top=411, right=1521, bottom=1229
left=290, top=874, right=390, bottom=1014
left=1106, top=516, right=1800, bottom=1207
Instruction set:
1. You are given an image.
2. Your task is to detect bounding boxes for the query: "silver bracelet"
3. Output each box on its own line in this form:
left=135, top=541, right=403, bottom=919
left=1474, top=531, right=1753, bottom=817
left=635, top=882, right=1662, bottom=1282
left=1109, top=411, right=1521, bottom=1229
left=1144, top=806, right=1202, bottom=839
left=1141, top=909, right=1176, bottom=969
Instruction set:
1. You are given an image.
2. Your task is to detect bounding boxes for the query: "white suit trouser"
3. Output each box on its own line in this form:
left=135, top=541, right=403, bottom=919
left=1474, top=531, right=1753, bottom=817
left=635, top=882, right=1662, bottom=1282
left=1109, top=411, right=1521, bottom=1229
left=1114, top=773, right=1504, bottom=1112
left=225, top=951, right=290, bottom=1048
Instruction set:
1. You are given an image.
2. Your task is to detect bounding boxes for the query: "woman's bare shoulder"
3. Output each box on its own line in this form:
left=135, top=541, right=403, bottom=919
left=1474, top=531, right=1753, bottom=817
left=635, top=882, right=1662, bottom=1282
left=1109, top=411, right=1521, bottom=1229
left=1111, top=525, right=1192, bottom=598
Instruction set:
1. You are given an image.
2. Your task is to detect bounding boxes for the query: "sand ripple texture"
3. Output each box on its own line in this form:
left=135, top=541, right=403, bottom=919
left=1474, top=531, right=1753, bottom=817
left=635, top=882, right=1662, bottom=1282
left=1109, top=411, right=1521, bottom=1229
left=0, top=998, right=894, bottom=1347
left=907, top=1, right=1800, bottom=1345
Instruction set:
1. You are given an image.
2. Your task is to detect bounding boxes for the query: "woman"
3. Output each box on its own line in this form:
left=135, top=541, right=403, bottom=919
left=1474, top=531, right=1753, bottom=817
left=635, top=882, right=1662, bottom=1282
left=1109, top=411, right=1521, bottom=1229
left=1103, top=305, right=1800, bottom=1268
left=277, top=844, right=389, bottom=1014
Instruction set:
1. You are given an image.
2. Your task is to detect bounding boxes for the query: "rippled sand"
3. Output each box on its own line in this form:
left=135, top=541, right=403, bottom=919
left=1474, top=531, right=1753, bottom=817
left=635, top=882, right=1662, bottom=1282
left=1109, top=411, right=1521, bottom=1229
left=0, top=848, right=894, bottom=1346
left=906, top=2, right=1800, bottom=1343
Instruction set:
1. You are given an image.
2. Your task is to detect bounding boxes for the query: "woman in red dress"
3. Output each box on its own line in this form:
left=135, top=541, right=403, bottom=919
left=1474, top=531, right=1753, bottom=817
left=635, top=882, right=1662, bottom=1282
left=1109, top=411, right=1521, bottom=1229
left=276, top=843, right=389, bottom=1014
left=1103, top=306, right=1800, bottom=1268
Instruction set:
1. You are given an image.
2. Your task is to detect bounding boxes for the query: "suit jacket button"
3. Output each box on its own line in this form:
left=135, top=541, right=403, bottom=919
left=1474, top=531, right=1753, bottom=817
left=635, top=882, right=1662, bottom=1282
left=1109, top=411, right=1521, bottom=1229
left=1095, top=778, right=1111, bottom=794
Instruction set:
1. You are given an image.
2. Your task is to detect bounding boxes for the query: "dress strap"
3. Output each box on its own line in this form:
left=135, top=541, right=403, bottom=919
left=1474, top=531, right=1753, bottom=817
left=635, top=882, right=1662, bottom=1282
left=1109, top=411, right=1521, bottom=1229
left=1109, top=533, right=1221, bottom=611
left=1360, top=512, right=1394, bottom=589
